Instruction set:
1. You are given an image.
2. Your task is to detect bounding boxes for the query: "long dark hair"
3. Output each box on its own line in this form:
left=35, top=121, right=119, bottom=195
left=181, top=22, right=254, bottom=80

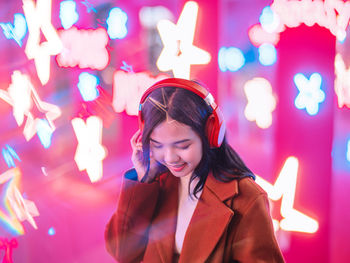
left=140, top=85, right=255, bottom=197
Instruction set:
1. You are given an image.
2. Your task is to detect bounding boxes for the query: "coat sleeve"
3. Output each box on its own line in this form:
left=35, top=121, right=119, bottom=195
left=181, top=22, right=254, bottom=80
left=105, top=170, right=160, bottom=263
left=231, top=193, right=285, bottom=263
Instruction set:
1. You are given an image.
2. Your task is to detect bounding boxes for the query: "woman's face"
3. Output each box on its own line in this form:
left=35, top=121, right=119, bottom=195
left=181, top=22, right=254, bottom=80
left=149, top=118, right=203, bottom=178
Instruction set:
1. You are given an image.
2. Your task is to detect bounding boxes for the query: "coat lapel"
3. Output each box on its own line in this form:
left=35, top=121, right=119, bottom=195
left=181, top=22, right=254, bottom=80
left=179, top=173, right=238, bottom=263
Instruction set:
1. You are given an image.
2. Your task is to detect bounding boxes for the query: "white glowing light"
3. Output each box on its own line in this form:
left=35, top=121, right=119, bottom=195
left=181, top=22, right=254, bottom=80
left=0, top=71, right=61, bottom=142
left=56, top=27, right=109, bottom=70
left=77, top=72, right=100, bottom=101
left=334, top=53, right=350, bottom=109
left=218, top=47, right=245, bottom=72
left=270, top=0, right=350, bottom=41
left=71, top=116, right=106, bottom=183
left=294, top=73, right=325, bottom=116
left=243, top=78, right=276, bottom=129
left=256, top=157, right=319, bottom=233
left=0, top=13, right=27, bottom=46
left=259, top=6, right=280, bottom=33
left=113, top=70, right=168, bottom=116
left=59, top=0, right=79, bottom=29
left=248, top=24, right=280, bottom=47
left=258, top=43, right=277, bottom=66
left=106, top=7, right=128, bottom=39
left=156, top=1, right=211, bottom=79
left=22, top=0, right=63, bottom=85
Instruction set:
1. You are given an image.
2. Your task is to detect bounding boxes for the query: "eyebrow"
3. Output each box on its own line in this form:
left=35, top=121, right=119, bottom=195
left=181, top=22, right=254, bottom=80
left=150, top=138, right=191, bottom=145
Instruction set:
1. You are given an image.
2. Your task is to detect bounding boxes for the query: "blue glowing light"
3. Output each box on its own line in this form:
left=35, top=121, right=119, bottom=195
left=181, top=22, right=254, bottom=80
left=77, top=72, right=100, bottom=101
left=36, top=119, right=53, bottom=149
left=347, top=139, right=350, bottom=163
left=106, top=7, right=128, bottom=39
left=258, top=43, right=277, bottom=66
left=1, top=145, right=20, bottom=168
left=259, top=6, right=279, bottom=33
left=48, top=227, right=56, bottom=236
left=81, top=0, right=97, bottom=13
left=60, top=0, right=79, bottom=29
left=0, top=13, right=27, bottom=46
left=218, top=47, right=245, bottom=72
left=120, top=61, right=134, bottom=73
left=294, top=72, right=325, bottom=116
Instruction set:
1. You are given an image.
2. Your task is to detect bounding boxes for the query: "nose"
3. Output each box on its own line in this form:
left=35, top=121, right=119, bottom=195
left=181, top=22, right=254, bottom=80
left=164, top=147, right=180, bottom=164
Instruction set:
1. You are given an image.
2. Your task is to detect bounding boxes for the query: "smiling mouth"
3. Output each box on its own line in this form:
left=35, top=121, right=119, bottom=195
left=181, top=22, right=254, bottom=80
left=167, top=163, right=186, bottom=172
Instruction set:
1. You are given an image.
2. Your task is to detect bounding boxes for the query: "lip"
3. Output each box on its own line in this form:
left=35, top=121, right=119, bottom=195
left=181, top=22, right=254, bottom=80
left=167, top=163, right=186, bottom=172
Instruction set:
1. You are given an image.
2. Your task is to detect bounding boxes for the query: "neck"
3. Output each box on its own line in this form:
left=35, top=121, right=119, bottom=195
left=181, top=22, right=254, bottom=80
left=179, top=174, right=199, bottom=198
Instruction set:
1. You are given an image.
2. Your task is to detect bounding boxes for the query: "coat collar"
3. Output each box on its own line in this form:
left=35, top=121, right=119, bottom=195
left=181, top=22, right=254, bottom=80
left=150, top=172, right=239, bottom=263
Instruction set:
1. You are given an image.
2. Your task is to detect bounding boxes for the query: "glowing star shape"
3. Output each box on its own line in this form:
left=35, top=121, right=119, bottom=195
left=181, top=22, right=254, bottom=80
left=106, top=7, right=128, bottom=39
left=0, top=71, right=61, bottom=143
left=0, top=238, right=18, bottom=263
left=0, top=168, right=39, bottom=235
left=77, top=72, right=100, bottom=101
left=294, top=73, right=325, bottom=115
left=334, top=53, right=350, bottom=108
left=0, top=13, right=27, bottom=47
left=243, top=78, right=276, bottom=129
left=56, top=27, right=109, bottom=70
left=256, top=157, right=319, bottom=233
left=22, top=0, right=63, bottom=85
left=59, top=0, right=79, bottom=29
left=156, top=1, right=211, bottom=79
left=2, top=145, right=21, bottom=168
left=113, top=70, right=168, bottom=116
left=71, top=116, right=106, bottom=183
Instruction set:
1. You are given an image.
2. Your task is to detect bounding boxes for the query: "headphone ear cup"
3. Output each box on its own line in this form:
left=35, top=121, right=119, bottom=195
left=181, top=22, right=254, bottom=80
left=205, top=114, right=216, bottom=148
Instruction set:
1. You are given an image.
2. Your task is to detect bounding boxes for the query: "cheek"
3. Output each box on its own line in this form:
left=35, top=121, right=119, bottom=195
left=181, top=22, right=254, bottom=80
left=151, top=148, right=164, bottom=162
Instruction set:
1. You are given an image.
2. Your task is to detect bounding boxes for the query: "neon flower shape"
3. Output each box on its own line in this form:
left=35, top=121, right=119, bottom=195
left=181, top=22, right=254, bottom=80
left=57, top=27, right=109, bottom=70
left=334, top=53, right=350, bottom=108
left=294, top=73, right=325, bottom=115
left=113, top=70, right=168, bottom=116
left=59, top=0, right=79, bottom=29
left=77, top=72, right=100, bottom=101
left=0, top=238, right=18, bottom=263
left=156, top=1, right=211, bottom=79
left=243, top=78, right=276, bottom=129
left=71, top=116, right=107, bottom=183
left=0, top=71, right=61, bottom=143
left=256, top=157, right=319, bottom=233
left=0, top=168, right=39, bottom=235
left=80, top=0, right=96, bottom=13
left=2, top=145, right=21, bottom=168
left=22, top=0, right=63, bottom=85
left=106, top=7, right=128, bottom=39
left=0, top=13, right=27, bottom=47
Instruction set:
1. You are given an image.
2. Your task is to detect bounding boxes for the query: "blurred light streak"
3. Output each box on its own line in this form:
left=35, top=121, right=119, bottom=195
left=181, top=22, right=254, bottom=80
left=120, top=61, right=134, bottom=73
left=248, top=24, right=280, bottom=47
left=77, top=72, right=100, bottom=101
left=347, top=139, right=350, bottom=163
left=59, top=0, right=79, bottom=29
left=294, top=73, right=325, bottom=116
left=22, top=0, right=63, bottom=85
left=0, top=238, right=18, bottom=263
left=57, top=27, right=109, bottom=70
left=256, top=157, right=319, bottom=233
left=71, top=116, right=106, bottom=183
left=258, top=43, right=277, bottom=66
left=0, top=13, right=27, bottom=46
left=243, top=78, right=276, bottom=129
left=218, top=47, right=245, bottom=72
left=139, top=6, right=173, bottom=28
left=156, top=1, right=211, bottom=79
left=106, top=7, right=128, bottom=39
left=1, top=145, right=20, bottom=168
left=334, top=53, right=350, bottom=108
left=36, top=119, right=53, bottom=148
left=271, top=0, right=350, bottom=41
left=112, top=70, right=168, bottom=116
left=80, top=0, right=96, bottom=13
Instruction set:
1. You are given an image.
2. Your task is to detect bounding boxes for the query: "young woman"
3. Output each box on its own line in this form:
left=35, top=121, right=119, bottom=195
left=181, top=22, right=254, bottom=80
left=105, top=78, right=285, bottom=263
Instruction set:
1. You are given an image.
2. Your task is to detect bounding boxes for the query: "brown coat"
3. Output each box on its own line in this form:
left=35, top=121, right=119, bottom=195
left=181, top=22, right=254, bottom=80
left=105, top=171, right=285, bottom=263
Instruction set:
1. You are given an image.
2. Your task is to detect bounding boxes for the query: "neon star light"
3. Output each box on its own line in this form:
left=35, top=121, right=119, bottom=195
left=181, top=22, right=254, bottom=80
left=156, top=1, right=211, bottom=79
left=0, top=13, right=27, bottom=47
left=0, top=71, right=61, bottom=142
left=113, top=70, right=168, bottom=116
left=57, top=27, right=109, bottom=70
left=243, top=78, right=276, bottom=129
left=71, top=116, right=107, bottom=183
left=0, top=168, right=39, bottom=235
left=22, top=0, right=63, bottom=85
left=334, top=53, right=350, bottom=109
left=294, top=72, right=325, bottom=116
left=255, top=157, right=319, bottom=233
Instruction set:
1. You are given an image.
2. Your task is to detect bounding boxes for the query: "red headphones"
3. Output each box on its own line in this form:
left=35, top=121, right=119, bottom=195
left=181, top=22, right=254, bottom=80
left=138, top=78, right=226, bottom=148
